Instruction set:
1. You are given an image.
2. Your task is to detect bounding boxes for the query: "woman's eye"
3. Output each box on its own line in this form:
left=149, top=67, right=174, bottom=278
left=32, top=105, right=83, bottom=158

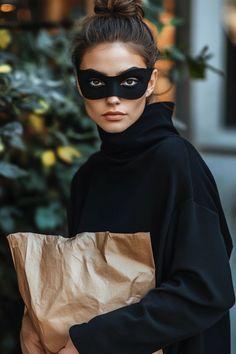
left=88, top=79, right=105, bottom=87
left=121, top=78, right=139, bottom=87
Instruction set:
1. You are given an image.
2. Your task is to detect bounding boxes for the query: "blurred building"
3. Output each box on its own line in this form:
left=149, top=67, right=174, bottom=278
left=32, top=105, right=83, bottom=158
left=177, top=0, right=236, bottom=351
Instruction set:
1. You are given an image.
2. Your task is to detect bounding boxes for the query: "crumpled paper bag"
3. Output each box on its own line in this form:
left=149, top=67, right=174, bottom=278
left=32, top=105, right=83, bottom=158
left=7, top=231, right=163, bottom=354
left=20, top=306, right=47, bottom=354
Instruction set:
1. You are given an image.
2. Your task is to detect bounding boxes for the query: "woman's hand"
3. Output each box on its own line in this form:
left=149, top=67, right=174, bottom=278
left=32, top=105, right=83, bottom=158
left=20, top=308, right=46, bottom=354
left=58, top=337, right=79, bottom=354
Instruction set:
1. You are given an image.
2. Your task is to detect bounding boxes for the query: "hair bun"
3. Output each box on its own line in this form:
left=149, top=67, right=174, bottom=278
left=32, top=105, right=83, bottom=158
left=94, top=0, right=144, bottom=20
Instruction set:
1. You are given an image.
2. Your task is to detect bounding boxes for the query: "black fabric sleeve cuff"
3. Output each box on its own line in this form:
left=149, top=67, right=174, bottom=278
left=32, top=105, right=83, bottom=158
left=69, top=324, right=92, bottom=354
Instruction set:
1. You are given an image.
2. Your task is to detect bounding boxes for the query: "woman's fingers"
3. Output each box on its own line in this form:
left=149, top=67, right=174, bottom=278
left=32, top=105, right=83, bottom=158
left=20, top=309, right=46, bottom=354
left=58, top=337, right=79, bottom=354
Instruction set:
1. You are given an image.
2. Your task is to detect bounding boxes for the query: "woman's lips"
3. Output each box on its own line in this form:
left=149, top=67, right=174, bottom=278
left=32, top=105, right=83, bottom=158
left=102, top=112, right=126, bottom=121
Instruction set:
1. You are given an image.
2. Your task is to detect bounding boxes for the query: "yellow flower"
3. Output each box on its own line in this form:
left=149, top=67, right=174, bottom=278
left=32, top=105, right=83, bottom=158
left=34, top=99, right=50, bottom=115
left=0, top=64, right=12, bottom=73
left=0, top=30, right=11, bottom=49
left=41, top=150, right=56, bottom=167
left=57, top=146, right=81, bottom=164
left=28, top=114, right=45, bottom=133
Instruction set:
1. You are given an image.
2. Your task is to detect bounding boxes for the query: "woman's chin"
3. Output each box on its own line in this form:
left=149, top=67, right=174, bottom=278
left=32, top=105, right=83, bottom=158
left=98, top=120, right=130, bottom=133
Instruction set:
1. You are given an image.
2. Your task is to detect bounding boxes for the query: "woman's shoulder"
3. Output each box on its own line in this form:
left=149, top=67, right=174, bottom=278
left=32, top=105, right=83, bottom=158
left=152, top=135, right=191, bottom=172
left=154, top=135, right=217, bottom=188
left=156, top=135, right=210, bottom=170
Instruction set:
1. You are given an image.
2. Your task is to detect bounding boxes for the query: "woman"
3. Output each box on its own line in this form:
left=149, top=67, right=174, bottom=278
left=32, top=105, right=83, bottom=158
left=28, top=1, right=236, bottom=353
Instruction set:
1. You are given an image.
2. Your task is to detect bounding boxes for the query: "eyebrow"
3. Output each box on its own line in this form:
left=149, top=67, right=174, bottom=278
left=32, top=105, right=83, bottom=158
left=79, top=66, right=142, bottom=76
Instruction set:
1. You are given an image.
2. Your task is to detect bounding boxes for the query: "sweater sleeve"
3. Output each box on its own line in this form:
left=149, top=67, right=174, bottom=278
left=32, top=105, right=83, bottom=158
left=66, top=161, right=91, bottom=237
left=69, top=197, right=235, bottom=354
left=66, top=169, right=79, bottom=237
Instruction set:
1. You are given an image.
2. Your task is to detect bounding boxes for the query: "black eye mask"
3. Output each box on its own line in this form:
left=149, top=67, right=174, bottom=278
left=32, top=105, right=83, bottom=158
left=76, top=67, right=154, bottom=100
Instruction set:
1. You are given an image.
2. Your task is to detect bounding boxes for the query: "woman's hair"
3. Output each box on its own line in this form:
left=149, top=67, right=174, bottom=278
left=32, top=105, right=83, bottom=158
left=71, top=0, right=160, bottom=72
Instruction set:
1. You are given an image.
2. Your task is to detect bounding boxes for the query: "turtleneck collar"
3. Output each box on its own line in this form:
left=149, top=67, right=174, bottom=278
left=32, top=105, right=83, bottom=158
left=96, top=101, right=179, bottom=159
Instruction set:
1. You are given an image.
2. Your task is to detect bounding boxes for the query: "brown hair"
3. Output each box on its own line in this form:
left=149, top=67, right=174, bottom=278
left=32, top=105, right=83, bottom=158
left=71, top=0, right=160, bottom=72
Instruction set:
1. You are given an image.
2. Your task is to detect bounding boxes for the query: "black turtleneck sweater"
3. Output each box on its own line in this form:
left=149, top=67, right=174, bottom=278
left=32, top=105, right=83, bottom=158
left=67, top=102, right=235, bottom=354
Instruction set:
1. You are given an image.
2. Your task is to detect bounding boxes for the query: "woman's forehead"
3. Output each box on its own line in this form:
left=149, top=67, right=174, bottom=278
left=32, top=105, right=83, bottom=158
left=79, top=42, right=146, bottom=74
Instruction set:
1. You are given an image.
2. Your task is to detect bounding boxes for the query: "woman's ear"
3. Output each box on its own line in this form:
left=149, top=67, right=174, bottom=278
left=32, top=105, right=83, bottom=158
left=146, top=68, right=158, bottom=98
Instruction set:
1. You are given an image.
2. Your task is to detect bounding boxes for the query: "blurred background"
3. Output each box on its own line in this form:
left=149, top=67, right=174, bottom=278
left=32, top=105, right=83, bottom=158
left=0, top=0, right=235, bottom=353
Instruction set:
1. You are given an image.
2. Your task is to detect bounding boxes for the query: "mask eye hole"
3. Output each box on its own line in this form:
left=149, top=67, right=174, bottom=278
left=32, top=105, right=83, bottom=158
left=88, top=78, right=106, bottom=87
left=120, top=77, right=140, bottom=87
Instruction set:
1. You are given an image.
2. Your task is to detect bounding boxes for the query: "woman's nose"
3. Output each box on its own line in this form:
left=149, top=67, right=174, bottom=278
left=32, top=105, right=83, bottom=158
left=106, top=96, right=121, bottom=104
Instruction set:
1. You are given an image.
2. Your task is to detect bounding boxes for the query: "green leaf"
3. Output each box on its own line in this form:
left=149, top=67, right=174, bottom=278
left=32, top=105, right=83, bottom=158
left=169, top=17, right=185, bottom=27
left=37, top=30, right=54, bottom=51
left=143, top=2, right=165, bottom=33
left=35, top=202, right=64, bottom=230
left=0, top=121, right=23, bottom=137
left=0, top=76, right=10, bottom=94
left=0, top=206, right=21, bottom=232
left=67, top=130, right=97, bottom=141
left=20, top=169, right=46, bottom=192
left=187, top=58, right=206, bottom=79
left=206, top=64, right=225, bottom=77
left=164, top=46, right=186, bottom=62
left=8, top=135, right=26, bottom=150
left=52, top=130, right=69, bottom=145
left=198, top=45, right=210, bottom=58
left=0, top=162, right=28, bottom=179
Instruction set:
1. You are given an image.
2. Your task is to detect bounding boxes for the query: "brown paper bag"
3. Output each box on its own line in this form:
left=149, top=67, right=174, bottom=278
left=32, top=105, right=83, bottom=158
left=7, top=231, right=163, bottom=354
left=20, top=306, right=49, bottom=354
